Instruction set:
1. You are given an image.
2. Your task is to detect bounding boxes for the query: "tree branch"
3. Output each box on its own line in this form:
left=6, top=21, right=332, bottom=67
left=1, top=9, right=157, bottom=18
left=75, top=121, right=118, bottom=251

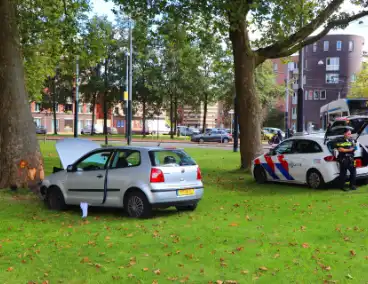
left=264, top=9, right=368, bottom=59
left=258, top=0, right=346, bottom=58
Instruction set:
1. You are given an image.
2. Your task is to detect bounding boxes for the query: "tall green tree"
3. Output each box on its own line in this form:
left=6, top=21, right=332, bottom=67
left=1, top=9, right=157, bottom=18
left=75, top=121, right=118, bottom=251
left=115, top=0, right=368, bottom=169
left=350, top=62, right=368, bottom=98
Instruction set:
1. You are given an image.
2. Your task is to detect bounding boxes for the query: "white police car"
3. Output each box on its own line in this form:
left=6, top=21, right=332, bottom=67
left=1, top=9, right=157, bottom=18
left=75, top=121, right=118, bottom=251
left=252, top=124, right=368, bottom=189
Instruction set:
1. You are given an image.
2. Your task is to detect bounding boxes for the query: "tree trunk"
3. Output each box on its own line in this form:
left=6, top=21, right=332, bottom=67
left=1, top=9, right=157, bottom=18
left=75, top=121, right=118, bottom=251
left=0, top=0, right=44, bottom=191
left=52, top=78, right=58, bottom=135
left=174, top=95, right=178, bottom=137
left=202, top=92, right=208, bottom=133
left=170, top=92, right=174, bottom=139
left=142, top=98, right=146, bottom=137
left=91, top=92, right=97, bottom=136
left=229, top=20, right=263, bottom=169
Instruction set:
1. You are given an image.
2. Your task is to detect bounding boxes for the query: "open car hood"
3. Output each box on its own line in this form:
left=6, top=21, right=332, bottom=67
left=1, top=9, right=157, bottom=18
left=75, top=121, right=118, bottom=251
left=55, top=138, right=100, bottom=169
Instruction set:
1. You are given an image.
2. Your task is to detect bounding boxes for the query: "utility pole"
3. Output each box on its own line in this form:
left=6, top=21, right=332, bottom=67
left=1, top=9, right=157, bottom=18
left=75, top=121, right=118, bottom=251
left=104, top=58, right=108, bottom=146
left=284, top=63, right=290, bottom=137
left=233, top=95, right=238, bottom=152
left=127, top=18, right=133, bottom=145
left=124, top=54, right=129, bottom=139
left=74, top=55, right=79, bottom=138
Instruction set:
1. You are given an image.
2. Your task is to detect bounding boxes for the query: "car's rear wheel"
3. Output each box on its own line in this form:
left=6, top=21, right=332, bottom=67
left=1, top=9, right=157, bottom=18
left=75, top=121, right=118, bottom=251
left=46, top=186, right=67, bottom=211
left=222, top=138, right=229, bottom=143
left=176, top=203, right=197, bottom=212
left=254, top=165, right=267, bottom=184
left=307, top=169, right=325, bottom=189
left=125, top=191, right=152, bottom=218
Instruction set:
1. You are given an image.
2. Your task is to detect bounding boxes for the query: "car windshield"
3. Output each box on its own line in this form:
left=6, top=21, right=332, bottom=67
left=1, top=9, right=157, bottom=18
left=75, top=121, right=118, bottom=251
left=149, top=150, right=196, bottom=167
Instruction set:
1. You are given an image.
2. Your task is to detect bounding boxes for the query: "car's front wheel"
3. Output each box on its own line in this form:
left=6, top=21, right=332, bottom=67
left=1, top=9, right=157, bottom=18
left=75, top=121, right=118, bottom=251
left=125, top=191, right=152, bottom=218
left=222, top=138, right=229, bottom=143
left=307, top=169, right=325, bottom=189
left=176, top=203, right=197, bottom=212
left=254, top=165, right=267, bottom=184
left=46, top=186, right=67, bottom=211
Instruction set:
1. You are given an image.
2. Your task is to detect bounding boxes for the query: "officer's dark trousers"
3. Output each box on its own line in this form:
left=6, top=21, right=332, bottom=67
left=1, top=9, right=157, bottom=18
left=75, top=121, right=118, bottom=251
left=339, top=158, right=356, bottom=187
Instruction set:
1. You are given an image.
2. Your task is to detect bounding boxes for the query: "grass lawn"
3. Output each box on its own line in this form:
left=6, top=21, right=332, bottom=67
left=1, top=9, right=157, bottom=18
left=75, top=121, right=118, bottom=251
left=0, top=142, right=367, bottom=283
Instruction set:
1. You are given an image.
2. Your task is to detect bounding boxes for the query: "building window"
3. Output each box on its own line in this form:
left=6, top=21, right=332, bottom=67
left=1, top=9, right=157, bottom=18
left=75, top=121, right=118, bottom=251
left=35, top=103, right=41, bottom=112
left=349, top=40, right=354, bottom=51
left=292, top=92, right=297, bottom=104
left=336, top=41, right=342, bottom=51
left=308, top=90, right=313, bottom=100
left=34, top=118, right=41, bottom=127
left=305, top=59, right=307, bottom=69
left=273, top=63, right=278, bottom=72
left=326, top=73, right=339, bottom=84
left=313, top=42, right=317, bottom=52
left=326, top=57, right=340, bottom=71
left=78, top=103, right=84, bottom=113
left=292, top=107, right=297, bottom=115
left=86, top=103, right=92, bottom=114
left=324, top=41, right=329, bottom=51
left=351, top=74, right=357, bottom=82
left=313, top=90, right=319, bottom=100
left=64, top=104, right=73, bottom=113
left=305, top=90, right=308, bottom=100
left=320, top=90, right=327, bottom=100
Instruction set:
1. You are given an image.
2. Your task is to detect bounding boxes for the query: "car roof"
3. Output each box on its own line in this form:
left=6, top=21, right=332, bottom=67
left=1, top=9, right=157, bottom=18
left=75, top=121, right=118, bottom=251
left=95, top=146, right=183, bottom=152
left=333, top=115, right=368, bottom=121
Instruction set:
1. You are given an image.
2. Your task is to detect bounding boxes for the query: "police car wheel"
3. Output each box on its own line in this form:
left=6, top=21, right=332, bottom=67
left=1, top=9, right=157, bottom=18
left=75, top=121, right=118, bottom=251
left=307, top=170, right=325, bottom=189
left=254, top=166, right=267, bottom=184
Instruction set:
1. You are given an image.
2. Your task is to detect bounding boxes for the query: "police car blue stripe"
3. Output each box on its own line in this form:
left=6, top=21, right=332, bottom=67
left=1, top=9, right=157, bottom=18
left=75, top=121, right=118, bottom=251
left=275, top=164, right=295, bottom=181
left=261, top=163, right=279, bottom=180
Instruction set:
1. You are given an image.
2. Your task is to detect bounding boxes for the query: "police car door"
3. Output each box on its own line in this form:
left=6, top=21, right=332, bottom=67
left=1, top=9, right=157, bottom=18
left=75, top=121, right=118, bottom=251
left=291, top=139, right=324, bottom=182
left=269, top=140, right=296, bottom=182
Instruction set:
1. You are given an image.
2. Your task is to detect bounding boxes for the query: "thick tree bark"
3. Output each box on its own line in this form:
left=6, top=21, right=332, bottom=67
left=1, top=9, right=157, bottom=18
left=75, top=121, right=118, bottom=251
left=229, top=21, right=263, bottom=169
left=170, top=92, right=174, bottom=139
left=174, top=95, right=178, bottom=136
left=142, top=98, right=146, bottom=137
left=202, top=92, right=208, bottom=133
left=91, top=92, right=97, bottom=136
left=0, top=0, right=44, bottom=190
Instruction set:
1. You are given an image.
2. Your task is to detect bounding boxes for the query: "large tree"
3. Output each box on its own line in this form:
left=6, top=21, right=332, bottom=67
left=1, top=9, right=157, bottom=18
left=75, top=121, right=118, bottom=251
left=115, top=0, right=368, bottom=168
left=0, top=0, right=89, bottom=189
left=350, top=62, right=368, bottom=97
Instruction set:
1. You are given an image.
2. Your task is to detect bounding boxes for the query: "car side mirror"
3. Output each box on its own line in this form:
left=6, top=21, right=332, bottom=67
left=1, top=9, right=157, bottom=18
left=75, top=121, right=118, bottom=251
left=66, top=165, right=75, bottom=172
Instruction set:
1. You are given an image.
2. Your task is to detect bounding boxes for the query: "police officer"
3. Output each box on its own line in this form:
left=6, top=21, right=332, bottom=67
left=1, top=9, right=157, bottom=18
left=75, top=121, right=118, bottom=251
left=335, top=129, right=357, bottom=191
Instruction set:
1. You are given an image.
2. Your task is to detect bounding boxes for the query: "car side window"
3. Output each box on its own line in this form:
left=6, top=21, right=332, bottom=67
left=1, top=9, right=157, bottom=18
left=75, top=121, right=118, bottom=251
left=295, top=140, right=322, bottom=154
left=76, top=151, right=112, bottom=171
left=274, top=140, right=294, bottom=155
left=110, top=150, right=141, bottom=169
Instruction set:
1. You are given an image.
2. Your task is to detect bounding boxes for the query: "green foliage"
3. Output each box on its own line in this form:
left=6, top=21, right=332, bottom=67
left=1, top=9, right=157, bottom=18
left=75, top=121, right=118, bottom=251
left=350, top=62, right=368, bottom=98
left=17, top=0, right=90, bottom=100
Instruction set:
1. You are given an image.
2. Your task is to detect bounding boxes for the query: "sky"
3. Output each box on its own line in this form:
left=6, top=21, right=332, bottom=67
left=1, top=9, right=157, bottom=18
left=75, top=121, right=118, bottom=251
left=91, top=0, right=368, bottom=51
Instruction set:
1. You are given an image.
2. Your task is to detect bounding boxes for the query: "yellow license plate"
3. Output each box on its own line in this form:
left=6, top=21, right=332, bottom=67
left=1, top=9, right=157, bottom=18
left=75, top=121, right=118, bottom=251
left=178, top=189, right=195, bottom=196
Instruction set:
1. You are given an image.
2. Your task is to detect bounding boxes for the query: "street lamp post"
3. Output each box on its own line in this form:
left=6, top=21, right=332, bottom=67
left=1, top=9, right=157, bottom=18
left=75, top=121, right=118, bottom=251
left=124, top=53, right=129, bottom=139
left=127, top=19, right=133, bottom=145
left=74, top=55, right=80, bottom=138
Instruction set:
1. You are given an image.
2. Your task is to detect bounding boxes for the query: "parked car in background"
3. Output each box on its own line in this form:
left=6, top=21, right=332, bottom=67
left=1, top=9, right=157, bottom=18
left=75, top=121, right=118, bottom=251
left=41, top=139, right=204, bottom=218
left=107, top=127, right=118, bottom=135
left=177, top=126, right=200, bottom=136
left=191, top=130, right=232, bottom=143
left=81, top=125, right=103, bottom=135
left=261, top=129, right=274, bottom=141
left=36, top=125, right=47, bottom=134
left=263, top=127, right=285, bottom=139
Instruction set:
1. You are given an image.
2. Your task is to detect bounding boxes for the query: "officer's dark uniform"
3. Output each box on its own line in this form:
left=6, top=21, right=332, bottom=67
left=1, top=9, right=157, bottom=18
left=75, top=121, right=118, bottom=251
left=334, top=137, right=357, bottom=190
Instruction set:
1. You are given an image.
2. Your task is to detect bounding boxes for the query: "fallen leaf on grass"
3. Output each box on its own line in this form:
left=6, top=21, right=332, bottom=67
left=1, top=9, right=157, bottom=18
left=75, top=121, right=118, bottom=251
left=229, top=223, right=238, bottom=227
left=273, top=253, right=280, bottom=258
left=154, top=269, right=161, bottom=275
left=143, top=268, right=149, bottom=272
left=236, top=247, right=244, bottom=252
left=300, top=226, right=307, bottom=231
left=346, top=274, right=353, bottom=279
left=152, top=281, right=158, bottom=284
left=80, top=257, right=90, bottom=263
left=241, top=270, right=249, bottom=274
left=216, top=281, right=223, bottom=284
left=246, top=215, right=251, bottom=221
left=42, top=281, right=49, bottom=284
left=350, top=250, right=356, bottom=256
left=95, top=263, right=102, bottom=269
left=259, top=266, right=268, bottom=271
left=302, top=243, right=310, bottom=248
left=6, top=267, right=14, bottom=272
left=224, top=281, right=238, bottom=284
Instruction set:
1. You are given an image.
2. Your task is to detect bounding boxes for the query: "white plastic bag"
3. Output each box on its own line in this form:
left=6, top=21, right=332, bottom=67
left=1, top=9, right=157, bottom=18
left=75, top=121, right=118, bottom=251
left=80, top=202, right=89, bottom=218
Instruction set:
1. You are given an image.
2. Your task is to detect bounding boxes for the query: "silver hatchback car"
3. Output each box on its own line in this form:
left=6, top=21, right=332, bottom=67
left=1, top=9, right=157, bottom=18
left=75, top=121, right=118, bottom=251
left=40, top=139, right=204, bottom=218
